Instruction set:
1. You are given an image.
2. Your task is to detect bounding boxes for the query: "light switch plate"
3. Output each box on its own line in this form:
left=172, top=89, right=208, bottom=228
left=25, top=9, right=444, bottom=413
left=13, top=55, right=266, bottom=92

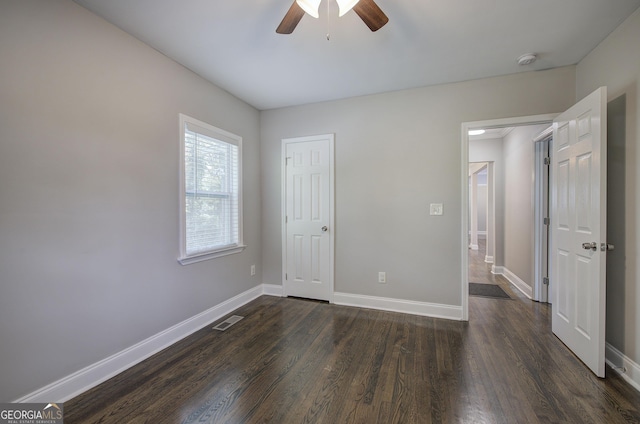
left=430, top=203, right=443, bottom=216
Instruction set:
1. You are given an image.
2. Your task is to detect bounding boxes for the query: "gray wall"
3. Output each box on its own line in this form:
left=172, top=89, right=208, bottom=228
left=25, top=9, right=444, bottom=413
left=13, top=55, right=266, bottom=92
left=477, top=183, right=487, bottom=233
left=470, top=138, right=505, bottom=266
left=576, top=7, right=640, bottom=369
left=261, top=68, right=576, bottom=306
left=503, top=125, right=547, bottom=287
left=0, top=0, right=261, bottom=401
left=467, top=167, right=488, bottom=234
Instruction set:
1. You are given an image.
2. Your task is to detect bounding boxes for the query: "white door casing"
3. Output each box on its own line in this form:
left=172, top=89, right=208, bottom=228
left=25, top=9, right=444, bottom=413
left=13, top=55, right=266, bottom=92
left=533, top=127, right=552, bottom=303
left=550, top=87, right=607, bottom=377
left=282, top=134, right=334, bottom=302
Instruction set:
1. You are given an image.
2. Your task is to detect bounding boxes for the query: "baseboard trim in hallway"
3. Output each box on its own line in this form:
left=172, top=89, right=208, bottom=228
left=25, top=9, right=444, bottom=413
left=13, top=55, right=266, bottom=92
left=491, top=266, right=533, bottom=299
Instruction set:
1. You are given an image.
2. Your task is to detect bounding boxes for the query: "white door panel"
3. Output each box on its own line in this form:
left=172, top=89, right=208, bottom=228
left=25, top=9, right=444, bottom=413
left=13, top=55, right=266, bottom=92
left=551, top=87, right=607, bottom=377
left=283, top=135, right=334, bottom=302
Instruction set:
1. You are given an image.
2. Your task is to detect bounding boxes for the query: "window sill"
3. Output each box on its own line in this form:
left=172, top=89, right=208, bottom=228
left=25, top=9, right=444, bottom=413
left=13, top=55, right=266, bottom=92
left=178, top=245, right=246, bottom=265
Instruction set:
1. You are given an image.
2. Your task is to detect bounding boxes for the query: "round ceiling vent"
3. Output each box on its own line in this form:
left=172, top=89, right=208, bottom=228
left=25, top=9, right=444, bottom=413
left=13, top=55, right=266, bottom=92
left=517, top=53, right=537, bottom=66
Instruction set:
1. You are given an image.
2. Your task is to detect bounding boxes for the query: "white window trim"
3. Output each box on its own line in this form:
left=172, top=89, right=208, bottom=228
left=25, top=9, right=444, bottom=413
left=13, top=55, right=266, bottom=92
left=178, top=113, right=245, bottom=265
left=178, top=245, right=246, bottom=265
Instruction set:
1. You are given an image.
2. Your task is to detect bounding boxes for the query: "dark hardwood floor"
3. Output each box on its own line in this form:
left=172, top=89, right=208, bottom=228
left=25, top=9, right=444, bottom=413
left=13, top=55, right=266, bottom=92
left=64, top=247, right=640, bottom=423
left=468, top=238, right=506, bottom=287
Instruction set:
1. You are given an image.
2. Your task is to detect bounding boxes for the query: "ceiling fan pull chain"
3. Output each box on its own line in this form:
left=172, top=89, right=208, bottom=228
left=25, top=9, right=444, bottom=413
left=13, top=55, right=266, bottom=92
left=326, top=0, right=331, bottom=40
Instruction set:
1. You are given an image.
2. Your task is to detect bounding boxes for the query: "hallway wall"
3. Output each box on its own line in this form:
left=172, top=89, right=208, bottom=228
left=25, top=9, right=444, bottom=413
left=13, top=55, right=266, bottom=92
left=470, top=138, right=505, bottom=266
left=503, top=124, right=548, bottom=288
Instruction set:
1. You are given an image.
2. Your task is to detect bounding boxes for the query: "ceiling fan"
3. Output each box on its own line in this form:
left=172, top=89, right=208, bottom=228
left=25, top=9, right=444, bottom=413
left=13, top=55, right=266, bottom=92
left=276, top=0, right=389, bottom=34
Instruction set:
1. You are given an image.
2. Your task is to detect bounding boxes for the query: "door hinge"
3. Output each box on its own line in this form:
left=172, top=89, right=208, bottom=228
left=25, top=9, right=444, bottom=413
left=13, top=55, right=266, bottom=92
left=285, top=273, right=288, bottom=280
left=544, top=157, right=551, bottom=165
left=285, top=215, right=288, bottom=224
left=543, top=277, right=549, bottom=285
left=544, top=217, right=550, bottom=225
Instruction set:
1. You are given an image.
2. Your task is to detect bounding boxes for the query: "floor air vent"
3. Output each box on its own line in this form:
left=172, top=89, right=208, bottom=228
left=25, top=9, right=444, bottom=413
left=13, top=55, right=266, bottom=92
left=212, top=315, right=244, bottom=331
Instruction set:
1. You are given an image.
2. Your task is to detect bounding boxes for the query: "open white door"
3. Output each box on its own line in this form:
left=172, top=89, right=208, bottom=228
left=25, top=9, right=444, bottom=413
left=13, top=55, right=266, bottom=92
left=550, top=87, right=607, bottom=377
left=282, top=134, right=334, bottom=302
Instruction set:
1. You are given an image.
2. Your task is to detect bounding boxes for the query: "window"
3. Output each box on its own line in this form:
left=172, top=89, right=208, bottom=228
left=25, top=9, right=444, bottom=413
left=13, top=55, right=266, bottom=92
left=178, top=114, right=244, bottom=265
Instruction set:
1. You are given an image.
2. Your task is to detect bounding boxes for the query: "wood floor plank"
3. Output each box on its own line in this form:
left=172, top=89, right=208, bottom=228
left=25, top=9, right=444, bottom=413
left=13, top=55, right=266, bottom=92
left=64, top=262, right=640, bottom=423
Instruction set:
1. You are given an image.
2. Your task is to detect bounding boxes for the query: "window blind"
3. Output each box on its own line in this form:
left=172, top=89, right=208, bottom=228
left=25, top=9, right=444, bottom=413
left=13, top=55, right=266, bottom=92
left=183, top=123, right=240, bottom=256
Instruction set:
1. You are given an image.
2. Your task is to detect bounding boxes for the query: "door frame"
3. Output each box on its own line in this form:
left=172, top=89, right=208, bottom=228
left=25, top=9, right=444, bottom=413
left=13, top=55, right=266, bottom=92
left=468, top=162, right=487, bottom=251
left=533, top=126, right=553, bottom=303
left=461, top=114, right=557, bottom=320
left=281, top=134, right=336, bottom=302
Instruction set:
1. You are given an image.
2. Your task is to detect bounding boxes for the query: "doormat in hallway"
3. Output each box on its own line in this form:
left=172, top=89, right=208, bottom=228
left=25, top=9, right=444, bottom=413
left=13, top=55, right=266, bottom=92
left=469, top=283, right=511, bottom=299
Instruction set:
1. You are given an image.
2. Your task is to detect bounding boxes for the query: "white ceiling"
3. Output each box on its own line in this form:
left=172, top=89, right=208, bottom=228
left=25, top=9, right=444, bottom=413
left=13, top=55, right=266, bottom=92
left=72, top=0, right=640, bottom=110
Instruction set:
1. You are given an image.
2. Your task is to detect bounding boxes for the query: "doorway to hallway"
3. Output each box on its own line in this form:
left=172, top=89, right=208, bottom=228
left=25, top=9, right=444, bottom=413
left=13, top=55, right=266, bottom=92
left=468, top=237, right=518, bottom=299
left=461, top=114, right=557, bottom=322
left=467, top=123, right=551, bottom=303
left=463, top=86, right=609, bottom=377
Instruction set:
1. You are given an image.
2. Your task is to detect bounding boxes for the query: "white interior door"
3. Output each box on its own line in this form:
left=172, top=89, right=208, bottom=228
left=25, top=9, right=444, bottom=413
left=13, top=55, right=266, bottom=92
left=283, top=134, right=334, bottom=302
left=550, top=87, right=607, bottom=377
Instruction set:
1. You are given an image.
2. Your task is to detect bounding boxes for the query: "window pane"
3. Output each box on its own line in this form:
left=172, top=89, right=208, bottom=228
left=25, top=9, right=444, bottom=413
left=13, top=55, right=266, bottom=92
left=185, top=131, right=197, bottom=194
left=181, top=116, right=241, bottom=259
left=195, top=134, right=229, bottom=194
left=186, top=195, right=235, bottom=255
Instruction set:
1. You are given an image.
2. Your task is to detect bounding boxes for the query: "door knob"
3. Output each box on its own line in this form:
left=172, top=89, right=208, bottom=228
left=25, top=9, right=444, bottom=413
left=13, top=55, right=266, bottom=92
left=321, top=226, right=328, bottom=232
left=582, top=242, right=597, bottom=251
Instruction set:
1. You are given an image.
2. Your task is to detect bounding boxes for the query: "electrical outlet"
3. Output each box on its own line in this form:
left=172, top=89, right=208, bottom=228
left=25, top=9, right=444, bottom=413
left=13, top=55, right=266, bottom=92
left=250, top=264, right=256, bottom=276
left=378, top=272, right=386, bottom=284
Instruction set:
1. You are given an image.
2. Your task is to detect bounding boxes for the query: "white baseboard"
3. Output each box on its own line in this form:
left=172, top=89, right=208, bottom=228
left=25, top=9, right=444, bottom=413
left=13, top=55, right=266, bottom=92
left=469, top=244, right=479, bottom=250
left=467, top=231, right=487, bottom=237
left=606, top=343, right=640, bottom=393
left=262, top=283, right=284, bottom=297
left=15, top=284, right=267, bottom=403
left=491, top=266, right=532, bottom=299
left=484, top=255, right=494, bottom=264
left=334, top=292, right=463, bottom=321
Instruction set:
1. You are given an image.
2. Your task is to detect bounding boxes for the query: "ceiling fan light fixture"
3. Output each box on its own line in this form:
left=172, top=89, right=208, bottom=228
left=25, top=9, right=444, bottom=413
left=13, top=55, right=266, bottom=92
left=296, top=0, right=321, bottom=18
left=336, top=0, right=360, bottom=17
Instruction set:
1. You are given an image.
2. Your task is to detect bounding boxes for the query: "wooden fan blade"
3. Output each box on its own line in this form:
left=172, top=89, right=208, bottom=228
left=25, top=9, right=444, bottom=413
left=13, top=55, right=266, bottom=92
left=352, top=0, right=389, bottom=32
left=276, top=1, right=305, bottom=34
